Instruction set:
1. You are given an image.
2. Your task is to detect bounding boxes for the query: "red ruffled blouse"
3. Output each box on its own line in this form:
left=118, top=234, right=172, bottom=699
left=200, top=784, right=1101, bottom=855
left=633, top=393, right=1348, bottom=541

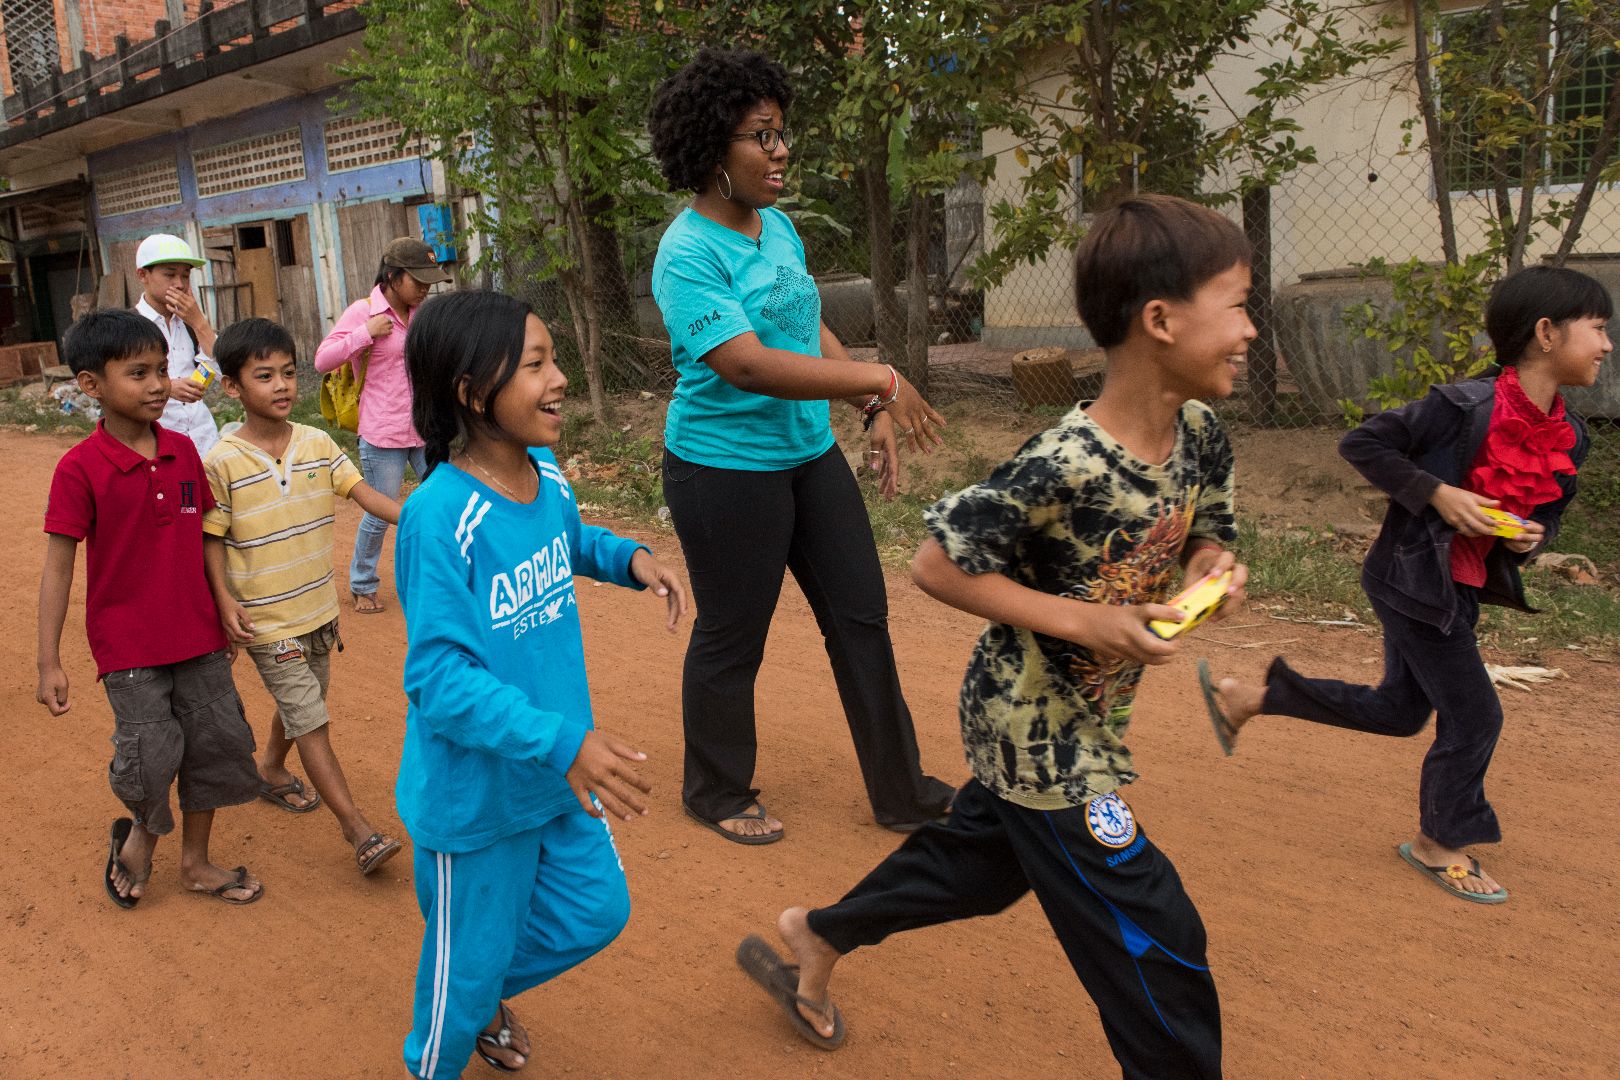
left=1451, top=366, right=1577, bottom=587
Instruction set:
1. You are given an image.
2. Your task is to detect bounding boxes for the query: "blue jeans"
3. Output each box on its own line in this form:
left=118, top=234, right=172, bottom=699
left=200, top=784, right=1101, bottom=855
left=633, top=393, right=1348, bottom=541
left=350, top=439, right=428, bottom=597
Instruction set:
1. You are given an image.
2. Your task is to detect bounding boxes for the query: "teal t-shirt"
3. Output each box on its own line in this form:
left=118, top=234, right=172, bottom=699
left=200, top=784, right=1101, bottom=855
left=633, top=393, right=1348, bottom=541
left=652, top=206, right=835, bottom=471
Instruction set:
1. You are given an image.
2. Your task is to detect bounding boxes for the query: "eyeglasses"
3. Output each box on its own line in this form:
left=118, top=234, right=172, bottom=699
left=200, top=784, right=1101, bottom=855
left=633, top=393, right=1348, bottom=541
left=729, top=127, right=792, bottom=153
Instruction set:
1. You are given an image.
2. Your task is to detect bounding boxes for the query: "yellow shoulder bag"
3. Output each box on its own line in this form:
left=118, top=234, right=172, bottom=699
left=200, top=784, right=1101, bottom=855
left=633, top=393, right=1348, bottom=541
left=319, top=303, right=375, bottom=432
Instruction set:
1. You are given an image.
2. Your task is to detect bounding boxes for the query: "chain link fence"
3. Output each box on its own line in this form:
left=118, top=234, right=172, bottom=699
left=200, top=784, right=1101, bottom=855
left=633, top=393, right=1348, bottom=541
left=513, top=151, right=1618, bottom=461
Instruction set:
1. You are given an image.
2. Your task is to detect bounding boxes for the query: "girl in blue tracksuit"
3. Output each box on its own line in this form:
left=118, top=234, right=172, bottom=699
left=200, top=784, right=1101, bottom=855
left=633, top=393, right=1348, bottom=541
left=395, top=290, right=687, bottom=1077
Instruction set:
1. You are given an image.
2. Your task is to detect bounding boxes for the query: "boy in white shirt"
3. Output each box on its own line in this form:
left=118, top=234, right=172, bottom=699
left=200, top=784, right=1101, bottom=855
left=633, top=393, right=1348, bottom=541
left=133, top=233, right=220, bottom=455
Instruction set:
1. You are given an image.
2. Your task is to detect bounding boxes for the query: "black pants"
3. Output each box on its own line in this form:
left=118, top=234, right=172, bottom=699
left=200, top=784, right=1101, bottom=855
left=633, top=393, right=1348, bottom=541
left=807, top=779, right=1222, bottom=1079
left=1261, top=587, right=1503, bottom=849
left=662, top=446, right=953, bottom=826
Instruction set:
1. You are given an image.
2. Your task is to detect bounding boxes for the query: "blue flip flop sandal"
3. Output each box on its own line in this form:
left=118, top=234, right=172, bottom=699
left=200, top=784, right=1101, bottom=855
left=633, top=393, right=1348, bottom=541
left=1196, top=660, right=1238, bottom=756
left=1396, top=843, right=1509, bottom=905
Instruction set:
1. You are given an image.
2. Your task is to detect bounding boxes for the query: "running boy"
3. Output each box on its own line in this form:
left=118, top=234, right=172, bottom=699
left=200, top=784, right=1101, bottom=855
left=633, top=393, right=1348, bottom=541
left=37, top=309, right=264, bottom=908
left=737, top=194, right=1252, bottom=1079
left=201, top=318, right=405, bottom=876
left=133, top=233, right=220, bottom=455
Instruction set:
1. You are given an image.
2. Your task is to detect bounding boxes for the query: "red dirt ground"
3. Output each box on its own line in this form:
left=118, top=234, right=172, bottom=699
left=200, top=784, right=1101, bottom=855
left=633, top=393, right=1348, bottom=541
left=0, top=427, right=1614, bottom=1079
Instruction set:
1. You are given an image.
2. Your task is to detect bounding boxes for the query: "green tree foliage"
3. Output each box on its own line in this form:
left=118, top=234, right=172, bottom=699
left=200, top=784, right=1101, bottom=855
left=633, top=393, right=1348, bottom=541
left=340, top=0, right=684, bottom=419
left=1346, top=0, right=1619, bottom=420
left=973, top=0, right=1395, bottom=285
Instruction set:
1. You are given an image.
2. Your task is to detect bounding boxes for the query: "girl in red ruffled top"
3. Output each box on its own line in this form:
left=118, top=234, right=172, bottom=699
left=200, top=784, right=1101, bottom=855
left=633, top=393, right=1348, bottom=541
left=1201, top=265, right=1611, bottom=905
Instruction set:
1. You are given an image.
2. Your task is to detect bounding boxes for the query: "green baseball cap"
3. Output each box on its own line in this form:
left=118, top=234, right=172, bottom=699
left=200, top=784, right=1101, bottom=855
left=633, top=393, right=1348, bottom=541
left=136, top=233, right=206, bottom=269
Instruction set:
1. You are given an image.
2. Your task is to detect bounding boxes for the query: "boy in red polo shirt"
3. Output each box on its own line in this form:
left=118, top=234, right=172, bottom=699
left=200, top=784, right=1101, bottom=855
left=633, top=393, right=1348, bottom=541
left=36, top=310, right=264, bottom=909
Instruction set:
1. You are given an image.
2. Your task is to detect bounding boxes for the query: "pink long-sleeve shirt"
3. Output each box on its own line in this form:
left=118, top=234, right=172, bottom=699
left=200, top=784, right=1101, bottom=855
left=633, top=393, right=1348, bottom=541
left=314, top=285, right=422, bottom=448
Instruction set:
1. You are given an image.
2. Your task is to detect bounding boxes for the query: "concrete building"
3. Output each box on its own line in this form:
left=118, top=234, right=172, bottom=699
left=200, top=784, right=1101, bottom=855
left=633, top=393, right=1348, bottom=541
left=0, top=0, right=453, bottom=362
left=977, top=2, right=1620, bottom=351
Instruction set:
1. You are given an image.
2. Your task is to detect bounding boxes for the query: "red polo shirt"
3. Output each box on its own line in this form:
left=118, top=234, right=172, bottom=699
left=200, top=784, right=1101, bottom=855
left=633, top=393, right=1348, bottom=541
left=44, top=421, right=227, bottom=677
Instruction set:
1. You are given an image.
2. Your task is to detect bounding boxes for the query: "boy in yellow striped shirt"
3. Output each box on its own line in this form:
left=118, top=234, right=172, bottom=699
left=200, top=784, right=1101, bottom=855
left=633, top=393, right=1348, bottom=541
left=202, top=318, right=405, bottom=876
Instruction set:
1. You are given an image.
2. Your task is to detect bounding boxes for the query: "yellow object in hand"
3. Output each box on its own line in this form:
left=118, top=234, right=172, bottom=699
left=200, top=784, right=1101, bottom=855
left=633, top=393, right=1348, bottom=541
left=1479, top=507, right=1529, bottom=539
left=1148, top=570, right=1234, bottom=640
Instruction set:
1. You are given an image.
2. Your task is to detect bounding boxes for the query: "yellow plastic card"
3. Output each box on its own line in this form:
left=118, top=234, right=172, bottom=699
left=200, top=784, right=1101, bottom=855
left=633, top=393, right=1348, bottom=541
left=1479, top=507, right=1529, bottom=539
left=1149, top=570, right=1233, bottom=640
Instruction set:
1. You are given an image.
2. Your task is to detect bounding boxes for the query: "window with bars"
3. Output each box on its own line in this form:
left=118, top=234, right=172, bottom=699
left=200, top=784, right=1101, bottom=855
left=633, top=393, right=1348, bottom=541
left=193, top=129, right=307, bottom=198
left=1438, top=5, right=1618, bottom=193
left=1, top=0, right=61, bottom=92
left=96, top=159, right=184, bottom=217
left=323, top=115, right=424, bottom=173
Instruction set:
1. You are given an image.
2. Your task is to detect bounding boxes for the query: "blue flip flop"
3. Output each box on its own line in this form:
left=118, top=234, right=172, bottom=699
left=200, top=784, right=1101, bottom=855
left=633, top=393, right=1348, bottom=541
left=1196, top=660, right=1237, bottom=756
left=1396, top=843, right=1509, bottom=905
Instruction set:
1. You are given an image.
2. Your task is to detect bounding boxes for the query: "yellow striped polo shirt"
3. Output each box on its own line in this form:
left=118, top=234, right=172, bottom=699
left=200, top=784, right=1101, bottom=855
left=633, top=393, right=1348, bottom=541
left=202, top=423, right=362, bottom=644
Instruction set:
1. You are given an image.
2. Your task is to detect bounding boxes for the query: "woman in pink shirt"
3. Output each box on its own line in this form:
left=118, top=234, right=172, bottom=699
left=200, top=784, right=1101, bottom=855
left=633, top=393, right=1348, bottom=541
left=315, top=237, right=450, bottom=613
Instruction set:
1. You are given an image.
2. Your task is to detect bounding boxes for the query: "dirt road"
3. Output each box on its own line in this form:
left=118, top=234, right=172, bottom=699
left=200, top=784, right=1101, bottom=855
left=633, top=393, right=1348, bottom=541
left=0, top=428, right=1613, bottom=1079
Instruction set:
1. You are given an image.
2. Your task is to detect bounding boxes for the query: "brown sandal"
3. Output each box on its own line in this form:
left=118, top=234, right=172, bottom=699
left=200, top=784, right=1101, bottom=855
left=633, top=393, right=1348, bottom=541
left=355, top=832, right=402, bottom=875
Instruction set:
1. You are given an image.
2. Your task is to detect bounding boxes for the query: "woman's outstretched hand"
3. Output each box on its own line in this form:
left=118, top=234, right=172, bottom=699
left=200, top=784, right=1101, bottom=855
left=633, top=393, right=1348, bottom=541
left=868, top=410, right=902, bottom=499
left=888, top=371, right=946, bottom=454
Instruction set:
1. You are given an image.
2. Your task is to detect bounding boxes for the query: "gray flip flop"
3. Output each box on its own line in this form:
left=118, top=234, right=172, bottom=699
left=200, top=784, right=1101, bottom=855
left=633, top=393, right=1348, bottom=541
left=736, top=934, right=845, bottom=1050
left=684, top=803, right=783, bottom=846
left=1196, top=659, right=1238, bottom=756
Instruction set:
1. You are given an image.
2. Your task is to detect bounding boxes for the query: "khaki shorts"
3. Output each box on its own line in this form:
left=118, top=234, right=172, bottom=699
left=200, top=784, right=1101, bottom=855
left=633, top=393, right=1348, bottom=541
left=103, top=649, right=260, bottom=836
left=246, top=620, right=342, bottom=739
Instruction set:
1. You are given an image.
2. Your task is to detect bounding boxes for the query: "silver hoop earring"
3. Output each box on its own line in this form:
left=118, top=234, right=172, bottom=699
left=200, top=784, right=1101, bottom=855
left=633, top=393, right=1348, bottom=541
left=717, top=168, right=734, bottom=200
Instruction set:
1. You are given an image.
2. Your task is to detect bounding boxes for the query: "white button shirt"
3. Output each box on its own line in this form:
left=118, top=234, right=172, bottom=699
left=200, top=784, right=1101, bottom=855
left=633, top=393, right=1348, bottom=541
left=135, top=295, right=219, bottom=455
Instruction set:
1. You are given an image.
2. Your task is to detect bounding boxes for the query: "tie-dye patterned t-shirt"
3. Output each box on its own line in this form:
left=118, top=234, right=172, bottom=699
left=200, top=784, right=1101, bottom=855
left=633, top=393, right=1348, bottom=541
left=924, top=401, right=1236, bottom=810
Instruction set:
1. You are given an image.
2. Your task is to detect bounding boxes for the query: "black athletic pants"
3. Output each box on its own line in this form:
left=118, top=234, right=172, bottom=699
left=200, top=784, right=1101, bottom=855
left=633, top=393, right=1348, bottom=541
left=807, top=779, right=1222, bottom=1079
left=1261, top=586, right=1503, bottom=849
left=662, top=445, right=954, bottom=826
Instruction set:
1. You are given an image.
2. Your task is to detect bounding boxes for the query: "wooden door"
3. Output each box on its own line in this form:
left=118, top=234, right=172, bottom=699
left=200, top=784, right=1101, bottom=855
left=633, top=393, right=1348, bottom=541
left=234, top=222, right=280, bottom=320
left=271, top=215, right=321, bottom=381
left=335, top=200, right=408, bottom=309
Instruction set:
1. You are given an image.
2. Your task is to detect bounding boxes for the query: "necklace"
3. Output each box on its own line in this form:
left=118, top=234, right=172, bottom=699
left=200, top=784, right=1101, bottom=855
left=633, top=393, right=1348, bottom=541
left=463, top=454, right=535, bottom=501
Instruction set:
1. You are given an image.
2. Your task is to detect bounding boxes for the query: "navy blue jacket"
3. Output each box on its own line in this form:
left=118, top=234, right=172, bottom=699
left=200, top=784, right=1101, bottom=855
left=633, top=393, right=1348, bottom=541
left=1339, top=376, right=1587, bottom=633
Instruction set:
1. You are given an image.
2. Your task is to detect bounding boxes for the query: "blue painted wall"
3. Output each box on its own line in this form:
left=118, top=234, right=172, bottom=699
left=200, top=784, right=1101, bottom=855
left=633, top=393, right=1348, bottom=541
left=88, top=87, right=430, bottom=243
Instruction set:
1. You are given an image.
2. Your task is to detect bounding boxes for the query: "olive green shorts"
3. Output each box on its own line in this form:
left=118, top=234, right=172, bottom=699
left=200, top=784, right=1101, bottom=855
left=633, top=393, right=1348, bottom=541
left=246, top=620, right=342, bottom=739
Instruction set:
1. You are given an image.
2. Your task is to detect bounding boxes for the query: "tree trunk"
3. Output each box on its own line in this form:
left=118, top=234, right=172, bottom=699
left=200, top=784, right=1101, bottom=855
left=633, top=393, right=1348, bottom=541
left=1242, top=184, right=1278, bottom=425
left=1554, top=59, right=1620, bottom=263
left=584, top=193, right=636, bottom=335
left=861, top=125, right=905, bottom=368
left=904, top=191, right=931, bottom=397
left=1410, top=0, right=1459, bottom=264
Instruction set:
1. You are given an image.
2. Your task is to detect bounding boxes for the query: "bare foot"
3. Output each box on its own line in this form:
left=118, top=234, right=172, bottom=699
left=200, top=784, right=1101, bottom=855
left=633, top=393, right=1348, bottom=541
left=777, top=907, right=841, bottom=1039
left=258, top=763, right=318, bottom=810
left=1214, top=676, right=1266, bottom=729
left=1408, top=834, right=1504, bottom=897
left=478, top=1003, right=531, bottom=1070
left=718, top=805, right=783, bottom=841
left=115, top=824, right=157, bottom=901
left=182, top=860, right=262, bottom=903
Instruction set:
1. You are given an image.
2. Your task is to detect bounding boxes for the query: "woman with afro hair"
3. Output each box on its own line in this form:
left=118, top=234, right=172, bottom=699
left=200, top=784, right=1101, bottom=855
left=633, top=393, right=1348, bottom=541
left=648, top=47, right=955, bottom=844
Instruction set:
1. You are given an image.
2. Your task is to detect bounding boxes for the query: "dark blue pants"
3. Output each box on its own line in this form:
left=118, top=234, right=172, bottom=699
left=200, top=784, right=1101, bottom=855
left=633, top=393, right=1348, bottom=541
left=808, top=779, right=1222, bottom=1080
left=1261, top=588, right=1504, bottom=848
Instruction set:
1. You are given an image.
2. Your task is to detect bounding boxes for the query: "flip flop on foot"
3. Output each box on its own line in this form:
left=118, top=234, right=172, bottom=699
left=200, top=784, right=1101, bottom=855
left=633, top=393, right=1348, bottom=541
left=190, top=866, right=264, bottom=906
left=1396, top=843, right=1508, bottom=905
left=475, top=1001, right=532, bottom=1072
left=1196, top=660, right=1239, bottom=757
left=104, top=817, right=146, bottom=910
left=685, top=803, right=783, bottom=846
left=352, top=592, right=384, bottom=615
left=259, top=776, right=322, bottom=813
left=355, top=832, right=402, bottom=876
left=736, top=934, right=845, bottom=1050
